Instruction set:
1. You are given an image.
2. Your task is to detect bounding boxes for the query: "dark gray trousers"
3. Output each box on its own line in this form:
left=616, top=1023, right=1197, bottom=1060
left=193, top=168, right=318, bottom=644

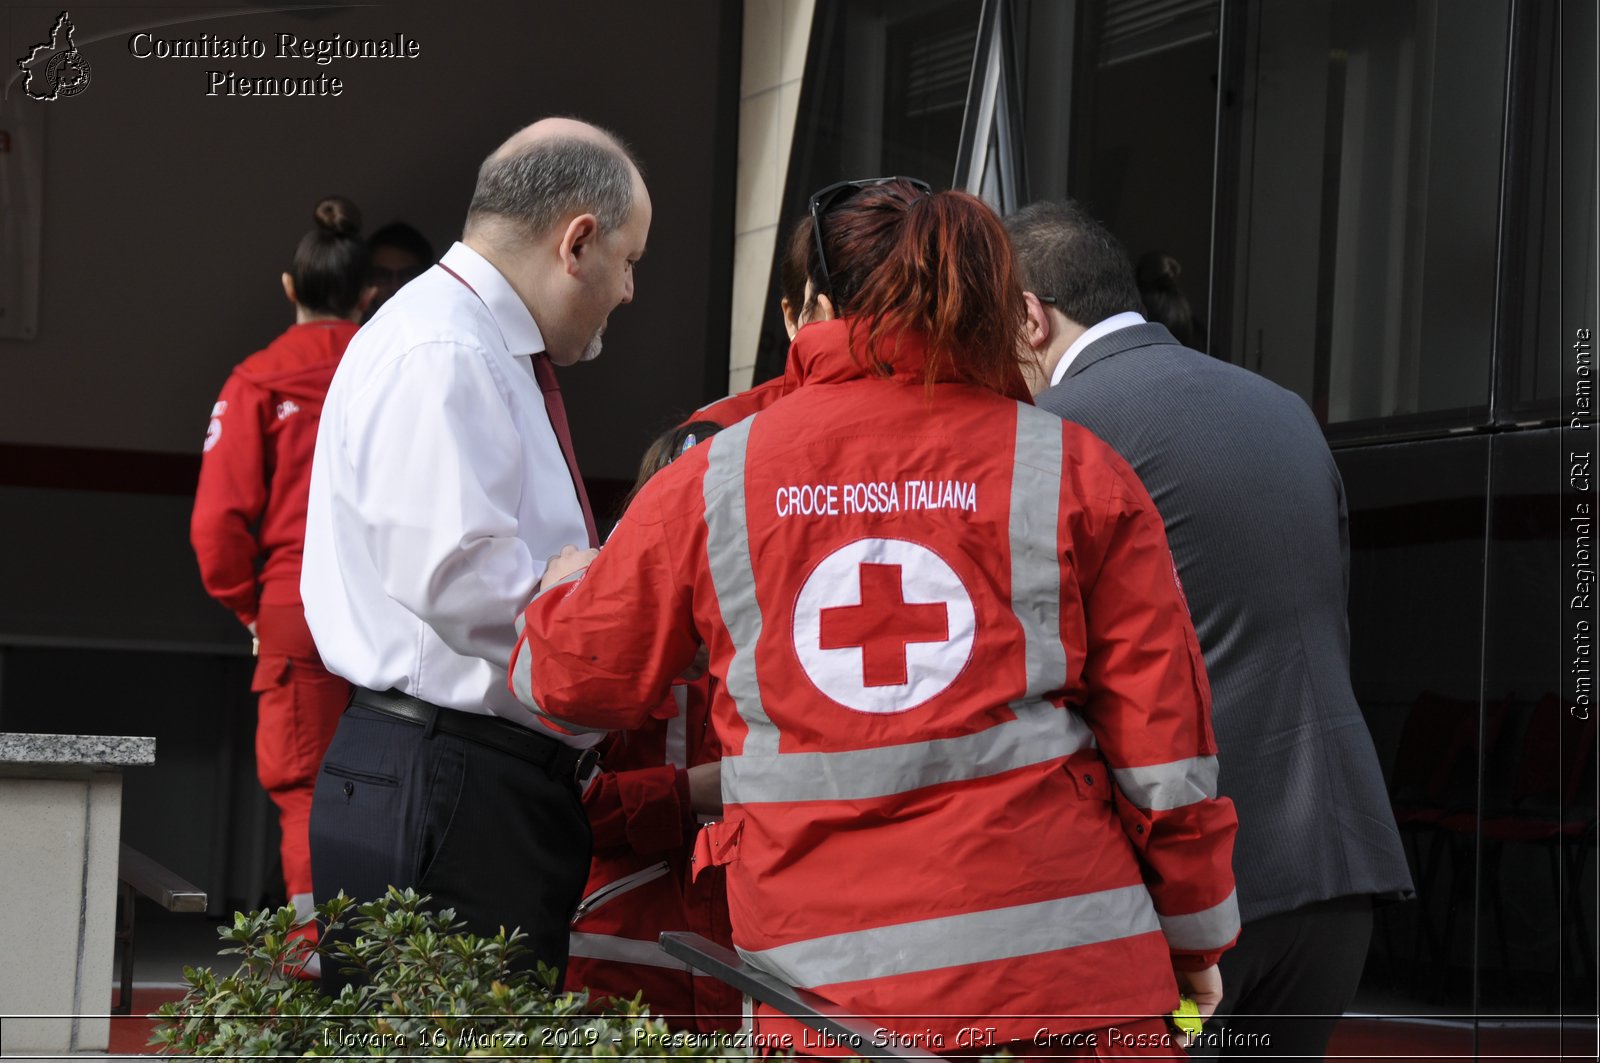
left=1188, top=895, right=1374, bottom=1062
left=309, top=702, right=592, bottom=994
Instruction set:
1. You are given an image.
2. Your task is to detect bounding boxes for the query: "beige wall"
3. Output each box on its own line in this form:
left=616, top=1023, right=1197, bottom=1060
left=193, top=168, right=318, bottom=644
left=0, top=771, right=123, bottom=1054
left=730, top=0, right=814, bottom=394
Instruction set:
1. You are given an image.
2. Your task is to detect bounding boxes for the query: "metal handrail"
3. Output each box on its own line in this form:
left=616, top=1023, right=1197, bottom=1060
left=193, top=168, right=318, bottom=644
left=115, top=844, right=208, bottom=1015
left=658, top=932, right=941, bottom=1062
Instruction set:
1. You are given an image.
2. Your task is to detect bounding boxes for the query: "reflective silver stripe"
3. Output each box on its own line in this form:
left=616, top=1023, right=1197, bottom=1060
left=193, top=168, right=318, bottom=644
left=569, top=931, right=692, bottom=972
left=509, top=639, right=536, bottom=708
left=509, top=638, right=610, bottom=735
left=573, top=861, right=671, bottom=921
left=533, top=567, right=588, bottom=600
left=738, top=884, right=1161, bottom=989
left=1009, top=407, right=1067, bottom=702
left=665, top=687, right=689, bottom=770
left=1113, top=755, right=1220, bottom=811
left=722, top=699, right=1093, bottom=804
left=1159, top=889, right=1241, bottom=951
left=702, top=419, right=779, bottom=756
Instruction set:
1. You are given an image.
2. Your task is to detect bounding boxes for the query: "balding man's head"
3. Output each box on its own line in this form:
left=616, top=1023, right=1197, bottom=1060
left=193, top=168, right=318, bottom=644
left=465, top=118, right=644, bottom=243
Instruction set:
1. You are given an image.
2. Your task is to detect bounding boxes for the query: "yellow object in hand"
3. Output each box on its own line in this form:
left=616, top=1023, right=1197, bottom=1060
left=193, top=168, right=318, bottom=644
left=1170, top=995, right=1204, bottom=1038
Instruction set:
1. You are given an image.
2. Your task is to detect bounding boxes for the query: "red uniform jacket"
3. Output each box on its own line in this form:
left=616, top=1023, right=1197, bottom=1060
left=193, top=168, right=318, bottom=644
left=689, top=340, right=801, bottom=428
left=191, top=321, right=358, bottom=626
left=567, top=677, right=738, bottom=1032
left=690, top=366, right=793, bottom=428
left=514, top=319, right=1238, bottom=1050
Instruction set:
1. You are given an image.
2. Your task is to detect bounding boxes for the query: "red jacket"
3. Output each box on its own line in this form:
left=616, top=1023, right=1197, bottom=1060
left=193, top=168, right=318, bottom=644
left=567, top=677, right=738, bottom=1032
left=191, top=321, right=358, bottom=626
left=690, top=360, right=795, bottom=427
left=513, top=319, right=1238, bottom=1049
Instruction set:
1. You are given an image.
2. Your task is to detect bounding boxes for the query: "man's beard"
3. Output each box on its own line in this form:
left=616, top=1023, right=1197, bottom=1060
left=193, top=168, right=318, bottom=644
left=579, top=329, right=604, bottom=362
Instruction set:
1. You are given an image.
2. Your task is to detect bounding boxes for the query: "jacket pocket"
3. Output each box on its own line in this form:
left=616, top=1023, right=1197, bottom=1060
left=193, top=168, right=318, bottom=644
left=321, top=763, right=399, bottom=788
left=690, top=818, right=742, bottom=882
left=572, top=861, right=671, bottom=924
left=250, top=654, right=291, bottom=693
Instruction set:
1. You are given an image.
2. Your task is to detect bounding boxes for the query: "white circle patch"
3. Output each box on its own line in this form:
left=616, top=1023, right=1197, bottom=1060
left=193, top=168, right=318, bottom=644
left=792, top=537, right=975, bottom=714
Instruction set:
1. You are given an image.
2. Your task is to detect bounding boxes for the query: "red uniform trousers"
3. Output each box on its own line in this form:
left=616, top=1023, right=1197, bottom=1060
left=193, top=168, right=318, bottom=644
left=251, top=601, right=350, bottom=900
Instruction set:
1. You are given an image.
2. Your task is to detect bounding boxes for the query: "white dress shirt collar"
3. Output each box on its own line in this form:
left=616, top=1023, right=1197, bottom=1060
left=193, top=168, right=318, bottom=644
left=1050, top=311, right=1147, bottom=388
left=440, top=242, right=546, bottom=355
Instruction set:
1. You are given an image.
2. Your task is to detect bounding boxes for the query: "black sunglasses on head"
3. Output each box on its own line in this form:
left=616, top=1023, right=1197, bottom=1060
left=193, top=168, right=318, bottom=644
left=808, top=176, right=933, bottom=304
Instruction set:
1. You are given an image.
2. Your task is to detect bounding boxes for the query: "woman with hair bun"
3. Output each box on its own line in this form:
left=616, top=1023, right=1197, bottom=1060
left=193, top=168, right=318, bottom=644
left=1136, top=251, right=1200, bottom=350
left=510, top=179, right=1237, bottom=1055
left=190, top=196, right=372, bottom=965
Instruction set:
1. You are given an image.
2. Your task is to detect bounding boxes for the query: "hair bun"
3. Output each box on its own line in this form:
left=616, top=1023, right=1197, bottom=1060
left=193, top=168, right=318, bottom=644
left=1136, top=252, right=1182, bottom=291
left=314, top=195, right=362, bottom=237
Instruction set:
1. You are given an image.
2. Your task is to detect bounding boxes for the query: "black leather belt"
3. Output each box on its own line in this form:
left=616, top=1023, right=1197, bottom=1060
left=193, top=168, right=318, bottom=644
left=350, top=688, right=599, bottom=786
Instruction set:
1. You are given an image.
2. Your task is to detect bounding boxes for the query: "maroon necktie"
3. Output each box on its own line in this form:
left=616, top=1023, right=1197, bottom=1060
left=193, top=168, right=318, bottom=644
left=530, top=352, right=599, bottom=548
left=438, top=262, right=599, bottom=548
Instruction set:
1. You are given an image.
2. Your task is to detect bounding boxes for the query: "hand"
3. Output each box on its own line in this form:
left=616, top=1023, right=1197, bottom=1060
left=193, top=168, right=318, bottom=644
left=679, top=643, right=710, bottom=682
left=540, top=545, right=599, bottom=592
left=1175, top=963, right=1224, bottom=1023
left=686, top=762, right=722, bottom=815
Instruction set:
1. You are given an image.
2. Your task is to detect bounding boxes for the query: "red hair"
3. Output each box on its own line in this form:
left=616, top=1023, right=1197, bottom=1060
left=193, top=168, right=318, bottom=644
left=813, top=182, right=1027, bottom=397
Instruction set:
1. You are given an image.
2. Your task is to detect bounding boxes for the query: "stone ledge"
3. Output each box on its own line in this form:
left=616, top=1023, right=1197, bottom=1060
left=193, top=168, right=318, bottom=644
left=0, top=732, right=156, bottom=768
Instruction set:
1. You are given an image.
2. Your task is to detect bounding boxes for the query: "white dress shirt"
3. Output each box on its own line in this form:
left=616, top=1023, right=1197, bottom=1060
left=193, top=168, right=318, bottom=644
left=303, top=242, right=596, bottom=743
left=1050, top=311, right=1147, bottom=388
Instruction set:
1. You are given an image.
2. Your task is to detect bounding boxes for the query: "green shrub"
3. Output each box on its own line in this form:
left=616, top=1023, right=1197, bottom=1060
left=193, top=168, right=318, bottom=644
left=151, top=888, right=744, bottom=1058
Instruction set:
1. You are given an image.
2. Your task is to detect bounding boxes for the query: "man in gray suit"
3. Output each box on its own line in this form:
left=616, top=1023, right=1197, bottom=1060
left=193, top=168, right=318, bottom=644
left=1006, top=201, right=1413, bottom=1059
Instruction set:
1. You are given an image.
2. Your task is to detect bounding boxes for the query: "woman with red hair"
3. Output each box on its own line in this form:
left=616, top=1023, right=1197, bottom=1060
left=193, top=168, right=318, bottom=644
left=512, top=179, right=1238, bottom=1057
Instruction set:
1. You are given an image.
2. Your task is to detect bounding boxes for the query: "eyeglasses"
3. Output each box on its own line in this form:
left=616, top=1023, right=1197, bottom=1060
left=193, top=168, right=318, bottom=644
left=808, top=176, right=933, bottom=303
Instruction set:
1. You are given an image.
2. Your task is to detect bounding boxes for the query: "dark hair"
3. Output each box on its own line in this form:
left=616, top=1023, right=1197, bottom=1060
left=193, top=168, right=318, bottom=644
left=809, top=180, right=1027, bottom=397
left=1003, top=200, right=1144, bottom=327
left=466, top=129, right=641, bottom=238
left=1135, top=252, right=1198, bottom=348
left=779, top=216, right=812, bottom=317
left=619, top=420, right=723, bottom=515
left=291, top=195, right=370, bottom=318
left=368, top=220, right=435, bottom=265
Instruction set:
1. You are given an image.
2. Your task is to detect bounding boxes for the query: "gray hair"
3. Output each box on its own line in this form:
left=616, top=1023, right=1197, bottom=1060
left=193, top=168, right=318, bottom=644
left=466, top=132, right=640, bottom=238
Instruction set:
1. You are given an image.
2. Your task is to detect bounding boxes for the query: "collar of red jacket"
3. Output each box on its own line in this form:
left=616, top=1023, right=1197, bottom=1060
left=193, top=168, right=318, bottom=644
left=789, top=317, right=1033, bottom=403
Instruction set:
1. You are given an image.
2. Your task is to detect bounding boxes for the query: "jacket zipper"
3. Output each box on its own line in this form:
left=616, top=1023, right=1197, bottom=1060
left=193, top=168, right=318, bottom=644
left=572, top=861, right=671, bottom=923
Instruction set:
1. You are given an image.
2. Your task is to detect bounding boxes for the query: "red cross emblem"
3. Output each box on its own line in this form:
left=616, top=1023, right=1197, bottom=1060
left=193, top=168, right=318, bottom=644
left=793, top=538, right=975, bottom=715
left=819, top=563, right=950, bottom=686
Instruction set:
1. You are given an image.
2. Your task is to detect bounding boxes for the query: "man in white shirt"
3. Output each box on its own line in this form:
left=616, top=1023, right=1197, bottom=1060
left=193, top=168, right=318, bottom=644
left=301, top=117, right=651, bottom=990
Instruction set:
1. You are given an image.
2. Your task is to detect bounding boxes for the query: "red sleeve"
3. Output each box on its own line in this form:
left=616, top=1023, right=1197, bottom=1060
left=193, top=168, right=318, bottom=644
left=583, top=763, right=692, bottom=854
left=190, top=372, right=268, bottom=627
left=1072, top=443, right=1239, bottom=970
left=509, top=459, right=702, bottom=734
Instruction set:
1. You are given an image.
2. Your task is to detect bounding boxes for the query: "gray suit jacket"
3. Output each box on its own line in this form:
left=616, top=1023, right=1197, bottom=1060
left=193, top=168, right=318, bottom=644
left=1037, top=322, right=1413, bottom=924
